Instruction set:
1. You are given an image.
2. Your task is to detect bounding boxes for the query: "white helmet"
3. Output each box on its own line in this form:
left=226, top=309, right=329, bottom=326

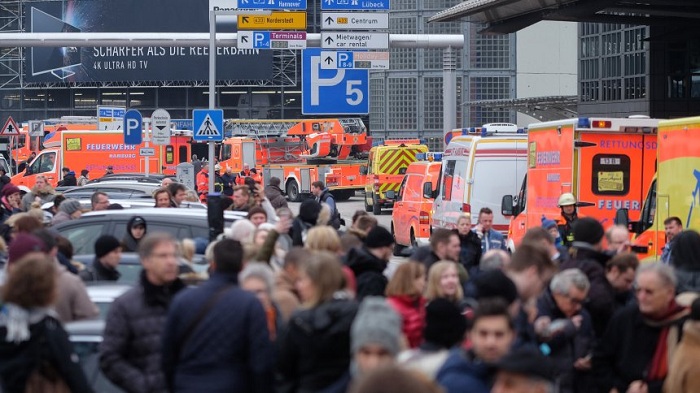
left=557, top=193, right=577, bottom=207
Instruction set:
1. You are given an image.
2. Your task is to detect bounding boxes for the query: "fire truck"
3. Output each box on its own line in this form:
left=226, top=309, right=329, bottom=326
left=219, top=118, right=369, bottom=202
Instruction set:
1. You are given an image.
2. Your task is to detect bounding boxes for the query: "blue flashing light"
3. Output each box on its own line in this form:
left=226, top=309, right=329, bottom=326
left=433, top=153, right=443, bottom=162
left=481, top=127, right=488, bottom=137
left=577, top=117, right=591, bottom=128
left=416, top=153, right=427, bottom=160
left=517, top=128, right=526, bottom=133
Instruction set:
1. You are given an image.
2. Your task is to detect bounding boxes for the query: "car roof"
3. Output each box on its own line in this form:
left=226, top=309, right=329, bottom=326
left=78, top=207, right=246, bottom=220
left=65, top=319, right=106, bottom=339
left=85, top=284, right=132, bottom=301
left=42, top=199, right=207, bottom=210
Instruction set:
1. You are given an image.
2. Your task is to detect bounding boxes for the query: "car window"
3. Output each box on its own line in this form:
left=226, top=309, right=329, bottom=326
left=112, top=221, right=187, bottom=242
left=59, top=223, right=105, bottom=254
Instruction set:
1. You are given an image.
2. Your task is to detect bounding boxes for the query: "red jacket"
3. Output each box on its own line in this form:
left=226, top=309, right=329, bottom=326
left=387, top=295, right=426, bottom=349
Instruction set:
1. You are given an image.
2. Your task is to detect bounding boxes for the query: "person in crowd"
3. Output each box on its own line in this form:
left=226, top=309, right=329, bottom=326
left=340, top=214, right=378, bottom=253
left=265, top=176, right=288, bottom=209
left=291, top=199, right=322, bottom=246
left=160, top=177, right=173, bottom=188
left=91, top=191, right=110, bottom=211
left=542, top=215, right=565, bottom=251
left=100, top=233, right=186, bottom=393
left=348, top=366, right=444, bottom=393
left=474, top=207, right=507, bottom=253
left=311, top=181, right=341, bottom=229
left=0, top=168, right=10, bottom=191
left=161, top=239, right=274, bottom=393
left=166, top=182, right=188, bottom=207
left=253, top=224, right=274, bottom=248
left=240, top=262, right=287, bottom=341
left=425, top=261, right=470, bottom=311
left=534, top=269, right=594, bottom=393
left=454, top=214, right=482, bottom=275
left=220, top=166, right=236, bottom=197
left=605, top=252, right=639, bottom=312
left=386, top=261, right=426, bottom=349
left=50, top=198, right=82, bottom=226
left=345, top=225, right=394, bottom=300
left=0, top=254, right=93, bottom=393
left=212, top=164, right=225, bottom=194
left=437, top=299, right=517, bottom=393
left=231, top=185, right=253, bottom=212
left=191, top=154, right=202, bottom=175
left=399, top=298, right=468, bottom=379
left=325, top=297, right=403, bottom=393
left=122, top=216, right=147, bottom=252
left=236, top=163, right=252, bottom=185
left=77, top=169, right=89, bottom=186
left=248, top=206, right=268, bottom=227
left=0, top=184, right=21, bottom=224
left=479, top=249, right=511, bottom=271
left=104, top=165, right=114, bottom=176
left=58, top=167, right=77, bottom=187
left=277, top=251, right=358, bottom=392
left=606, top=225, right=631, bottom=254
left=305, top=226, right=343, bottom=256
left=20, top=175, right=55, bottom=212
left=196, top=165, right=209, bottom=200
left=664, top=296, right=700, bottom=393
left=249, top=168, right=263, bottom=184
left=0, top=214, right=40, bottom=245
left=661, top=216, right=683, bottom=264
left=556, top=192, right=581, bottom=247
left=153, top=187, right=173, bottom=208
left=561, top=217, right=615, bottom=338
left=226, top=219, right=256, bottom=245
left=184, top=190, right=199, bottom=202
left=411, top=228, right=461, bottom=271
left=670, top=230, right=700, bottom=292
left=275, top=246, right=308, bottom=303
left=491, top=347, right=558, bottom=393
left=593, top=263, right=690, bottom=393
left=79, top=235, right=122, bottom=282
left=521, top=226, right=567, bottom=264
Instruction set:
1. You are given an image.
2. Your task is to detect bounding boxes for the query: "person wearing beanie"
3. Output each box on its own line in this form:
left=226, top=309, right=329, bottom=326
left=436, top=299, right=516, bottom=393
left=122, top=216, right=147, bottom=252
left=561, top=217, right=614, bottom=338
left=6, top=233, right=47, bottom=267
left=0, top=184, right=21, bottom=224
left=344, top=225, right=394, bottom=301
left=80, top=235, right=122, bottom=282
left=399, top=298, right=468, bottom=379
left=291, top=199, right=322, bottom=246
left=664, top=296, right=700, bottom=393
left=492, top=347, right=557, bottom=393
left=50, top=198, right=82, bottom=226
left=542, top=215, right=563, bottom=248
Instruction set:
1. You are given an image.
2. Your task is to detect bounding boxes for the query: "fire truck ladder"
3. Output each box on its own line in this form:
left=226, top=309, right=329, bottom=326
left=228, top=120, right=304, bottom=163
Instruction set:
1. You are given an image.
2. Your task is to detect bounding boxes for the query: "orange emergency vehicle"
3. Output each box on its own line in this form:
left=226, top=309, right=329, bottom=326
left=501, top=117, right=659, bottom=251
left=390, top=153, right=442, bottom=253
left=618, top=116, right=700, bottom=260
left=11, top=130, right=191, bottom=188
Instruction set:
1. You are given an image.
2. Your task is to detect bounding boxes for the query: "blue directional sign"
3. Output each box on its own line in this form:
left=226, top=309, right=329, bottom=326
left=253, top=32, right=271, bottom=49
left=123, top=109, right=143, bottom=145
left=302, top=48, right=369, bottom=115
left=172, top=119, right=193, bottom=130
left=321, top=0, right=389, bottom=10
left=239, top=0, right=307, bottom=10
left=193, top=109, right=224, bottom=142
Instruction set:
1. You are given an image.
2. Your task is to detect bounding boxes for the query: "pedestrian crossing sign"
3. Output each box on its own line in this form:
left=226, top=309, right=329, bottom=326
left=192, top=109, right=224, bottom=142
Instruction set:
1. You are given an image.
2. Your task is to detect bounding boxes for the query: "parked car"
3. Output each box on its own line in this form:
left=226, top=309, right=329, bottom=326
left=88, top=173, right=175, bottom=184
left=65, top=319, right=124, bottom=393
left=42, top=199, right=207, bottom=211
left=59, top=181, right=165, bottom=200
left=84, top=283, right=132, bottom=319
left=52, top=208, right=246, bottom=254
left=75, top=253, right=208, bottom=286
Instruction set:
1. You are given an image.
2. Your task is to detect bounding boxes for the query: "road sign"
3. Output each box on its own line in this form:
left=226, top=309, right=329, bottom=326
left=238, top=31, right=307, bottom=50
left=302, top=48, right=369, bottom=115
left=321, top=0, right=389, bottom=10
left=321, top=12, right=388, bottom=30
left=123, top=109, right=143, bottom=145
left=98, top=106, right=126, bottom=130
left=151, top=109, right=171, bottom=146
left=321, top=51, right=390, bottom=70
left=0, top=116, right=19, bottom=136
left=140, top=147, right=156, bottom=156
left=172, top=119, right=193, bottom=130
left=238, top=0, right=307, bottom=10
left=193, top=109, right=224, bottom=142
left=322, top=32, right=389, bottom=49
left=238, top=12, right=307, bottom=30
left=28, top=120, right=44, bottom=137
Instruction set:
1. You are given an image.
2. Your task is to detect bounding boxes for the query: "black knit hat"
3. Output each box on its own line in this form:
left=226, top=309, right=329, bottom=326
left=424, top=298, right=467, bottom=348
left=473, top=269, right=519, bottom=305
left=364, top=226, right=394, bottom=248
left=495, top=347, right=557, bottom=382
left=572, top=217, right=605, bottom=245
left=94, top=235, right=121, bottom=259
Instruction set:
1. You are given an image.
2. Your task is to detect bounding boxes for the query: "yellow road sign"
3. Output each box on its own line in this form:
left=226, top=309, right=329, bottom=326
left=238, top=12, right=307, bottom=30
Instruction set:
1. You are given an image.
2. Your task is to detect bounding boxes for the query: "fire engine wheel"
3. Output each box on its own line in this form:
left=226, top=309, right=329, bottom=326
left=391, top=224, right=405, bottom=256
left=286, top=180, right=302, bottom=203
left=410, top=229, right=417, bottom=248
left=372, top=194, right=382, bottom=215
left=364, top=194, right=372, bottom=212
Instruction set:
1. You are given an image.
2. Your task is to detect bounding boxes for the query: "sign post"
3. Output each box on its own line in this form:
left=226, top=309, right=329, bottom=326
left=151, top=109, right=171, bottom=146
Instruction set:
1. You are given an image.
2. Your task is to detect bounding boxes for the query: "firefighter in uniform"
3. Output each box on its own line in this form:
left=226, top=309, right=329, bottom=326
left=556, top=192, right=580, bottom=248
left=196, top=165, right=210, bottom=202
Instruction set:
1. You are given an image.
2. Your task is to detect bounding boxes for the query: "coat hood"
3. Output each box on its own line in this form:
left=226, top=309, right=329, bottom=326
left=345, top=246, right=386, bottom=276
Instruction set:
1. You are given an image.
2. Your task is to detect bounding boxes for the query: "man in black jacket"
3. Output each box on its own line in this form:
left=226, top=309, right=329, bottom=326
left=345, top=225, right=394, bottom=300
left=264, top=176, right=288, bottom=209
left=58, top=167, right=77, bottom=187
left=80, top=235, right=122, bottom=282
left=100, top=233, right=185, bottom=393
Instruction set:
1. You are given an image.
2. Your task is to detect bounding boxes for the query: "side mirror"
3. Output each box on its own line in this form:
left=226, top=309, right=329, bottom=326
left=25, top=166, right=33, bottom=176
left=385, top=190, right=396, bottom=200
left=359, top=165, right=368, bottom=175
left=423, top=182, right=433, bottom=199
left=501, top=194, right=514, bottom=216
left=614, top=208, right=630, bottom=227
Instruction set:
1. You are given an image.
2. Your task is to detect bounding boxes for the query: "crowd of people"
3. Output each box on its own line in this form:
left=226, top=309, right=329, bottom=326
left=0, top=167, right=700, bottom=393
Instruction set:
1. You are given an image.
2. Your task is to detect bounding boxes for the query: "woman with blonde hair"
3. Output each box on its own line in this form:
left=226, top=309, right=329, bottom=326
left=386, top=261, right=426, bottom=348
left=277, top=251, right=358, bottom=392
left=0, top=254, right=92, bottom=392
left=21, top=175, right=55, bottom=212
left=425, top=261, right=464, bottom=304
left=304, top=226, right=343, bottom=255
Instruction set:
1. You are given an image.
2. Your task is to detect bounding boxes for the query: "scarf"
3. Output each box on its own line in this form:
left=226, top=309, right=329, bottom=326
left=643, top=300, right=690, bottom=382
left=0, top=303, right=56, bottom=343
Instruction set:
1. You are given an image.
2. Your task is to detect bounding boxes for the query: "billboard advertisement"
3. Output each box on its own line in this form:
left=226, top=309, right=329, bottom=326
left=25, top=0, right=274, bottom=83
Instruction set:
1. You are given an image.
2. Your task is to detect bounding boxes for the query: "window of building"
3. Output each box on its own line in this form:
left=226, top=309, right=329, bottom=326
left=470, top=23, right=511, bottom=69
left=370, top=77, right=386, bottom=133
left=100, top=90, right=127, bottom=107
left=423, top=77, right=443, bottom=131
left=129, top=89, right=156, bottom=108
left=390, top=17, right=417, bottom=70
left=73, top=89, right=98, bottom=109
left=388, top=78, right=417, bottom=130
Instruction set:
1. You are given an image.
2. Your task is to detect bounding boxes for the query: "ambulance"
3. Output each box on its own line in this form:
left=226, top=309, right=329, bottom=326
left=363, top=140, right=429, bottom=215
left=501, top=117, right=659, bottom=252
left=617, top=116, right=700, bottom=259
left=431, top=126, right=527, bottom=232
left=390, top=153, right=442, bottom=253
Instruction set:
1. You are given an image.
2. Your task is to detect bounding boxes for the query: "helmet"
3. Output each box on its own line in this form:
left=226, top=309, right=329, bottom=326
left=215, top=164, right=221, bottom=171
left=557, top=193, right=577, bottom=207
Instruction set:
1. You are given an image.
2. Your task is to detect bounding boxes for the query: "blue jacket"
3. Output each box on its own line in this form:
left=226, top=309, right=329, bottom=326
left=436, top=349, right=491, bottom=393
left=161, top=273, right=274, bottom=393
left=476, top=229, right=507, bottom=253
